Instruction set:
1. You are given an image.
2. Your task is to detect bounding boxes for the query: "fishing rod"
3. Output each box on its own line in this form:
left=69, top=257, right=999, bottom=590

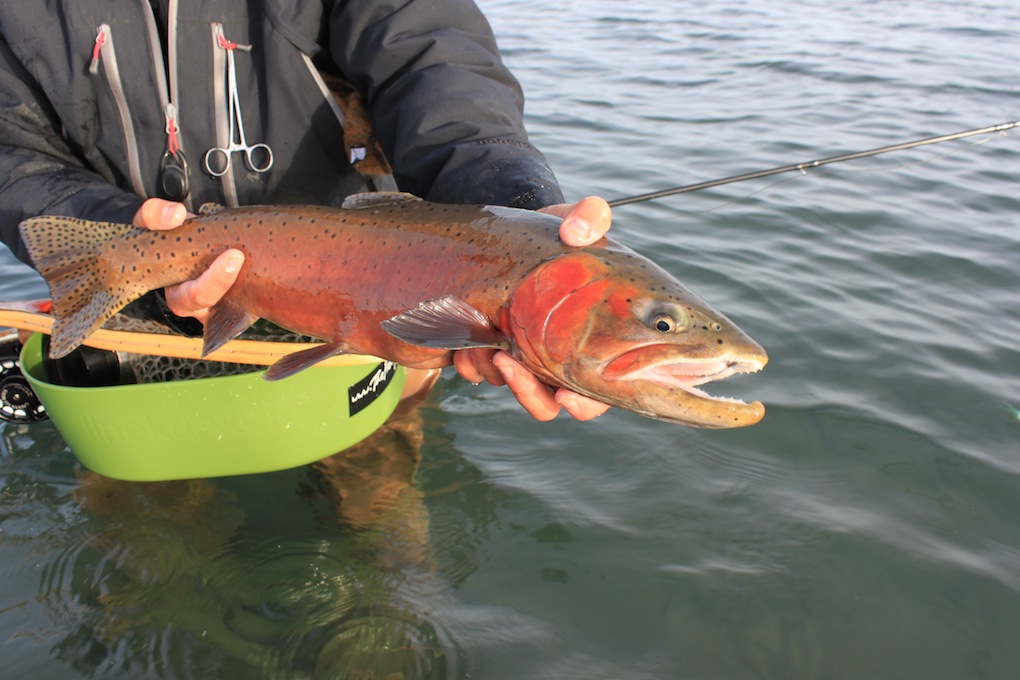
left=608, top=120, right=1020, bottom=208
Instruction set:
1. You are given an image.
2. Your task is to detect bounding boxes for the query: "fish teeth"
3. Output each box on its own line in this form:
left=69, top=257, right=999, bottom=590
left=618, top=356, right=765, bottom=405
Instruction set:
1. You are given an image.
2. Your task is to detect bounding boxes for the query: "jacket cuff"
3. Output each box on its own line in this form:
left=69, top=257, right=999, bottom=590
left=421, top=140, right=565, bottom=210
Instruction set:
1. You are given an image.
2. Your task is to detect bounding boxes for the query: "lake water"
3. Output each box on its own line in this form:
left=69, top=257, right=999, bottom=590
left=2, top=1, right=1019, bottom=678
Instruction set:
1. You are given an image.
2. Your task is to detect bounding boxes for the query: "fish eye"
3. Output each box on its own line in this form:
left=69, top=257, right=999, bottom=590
left=648, top=308, right=688, bottom=333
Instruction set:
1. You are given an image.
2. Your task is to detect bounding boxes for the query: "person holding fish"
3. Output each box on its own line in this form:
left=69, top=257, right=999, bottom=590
left=0, top=0, right=612, bottom=421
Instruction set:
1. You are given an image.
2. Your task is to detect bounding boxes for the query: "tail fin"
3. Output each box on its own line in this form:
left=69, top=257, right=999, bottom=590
left=19, top=216, right=152, bottom=359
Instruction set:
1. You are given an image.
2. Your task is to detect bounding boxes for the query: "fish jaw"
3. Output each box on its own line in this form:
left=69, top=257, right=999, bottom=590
left=599, top=344, right=768, bottom=428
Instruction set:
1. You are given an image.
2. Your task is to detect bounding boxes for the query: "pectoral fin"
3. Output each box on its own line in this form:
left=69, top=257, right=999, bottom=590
left=381, top=295, right=509, bottom=350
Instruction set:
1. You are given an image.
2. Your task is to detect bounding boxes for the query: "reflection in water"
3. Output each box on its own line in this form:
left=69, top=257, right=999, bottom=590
left=36, top=395, right=461, bottom=679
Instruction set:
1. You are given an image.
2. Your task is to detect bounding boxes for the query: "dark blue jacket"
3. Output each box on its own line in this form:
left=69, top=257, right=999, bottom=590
left=0, top=0, right=564, bottom=265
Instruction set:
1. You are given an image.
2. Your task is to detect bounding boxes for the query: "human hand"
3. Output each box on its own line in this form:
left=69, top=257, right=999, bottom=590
left=453, top=197, right=613, bottom=421
left=132, top=198, right=244, bottom=324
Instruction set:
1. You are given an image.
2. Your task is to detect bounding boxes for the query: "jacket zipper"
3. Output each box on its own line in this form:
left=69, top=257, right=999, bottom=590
left=141, top=0, right=192, bottom=208
left=155, top=0, right=186, bottom=178
left=165, top=0, right=181, bottom=115
left=210, top=23, right=239, bottom=207
left=88, top=24, right=147, bottom=198
left=89, top=4, right=191, bottom=206
left=301, top=53, right=346, bottom=128
left=139, top=3, right=171, bottom=112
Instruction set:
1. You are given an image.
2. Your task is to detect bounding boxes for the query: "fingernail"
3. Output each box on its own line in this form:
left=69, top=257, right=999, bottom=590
left=224, top=253, right=244, bottom=274
left=163, top=203, right=185, bottom=224
left=558, top=394, right=579, bottom=413
left=571, top=217, right=592, bottom=242
left=494, top=358, right=516, bottom=381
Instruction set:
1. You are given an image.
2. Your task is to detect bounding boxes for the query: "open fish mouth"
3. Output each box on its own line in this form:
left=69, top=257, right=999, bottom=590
left=602, top=345, right=768, bottom=405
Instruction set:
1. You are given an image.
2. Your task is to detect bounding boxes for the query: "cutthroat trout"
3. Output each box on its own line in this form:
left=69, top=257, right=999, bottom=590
left=19, top=192, right=767, bottom=427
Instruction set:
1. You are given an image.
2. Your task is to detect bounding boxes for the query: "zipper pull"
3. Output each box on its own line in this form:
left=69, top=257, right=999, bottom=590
left=159, top=103, right=190, bottom=201
left=88, top=27, right=107, bottom=75
left=164, top=103, right=182, bottom=156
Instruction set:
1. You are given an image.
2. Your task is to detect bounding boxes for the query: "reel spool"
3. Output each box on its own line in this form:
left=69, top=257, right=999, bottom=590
left=0, top=331, right=47, bottom=423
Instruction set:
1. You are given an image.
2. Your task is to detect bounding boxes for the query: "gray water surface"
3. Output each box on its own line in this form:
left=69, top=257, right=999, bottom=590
left=2, top=1, right=1019, bottom=678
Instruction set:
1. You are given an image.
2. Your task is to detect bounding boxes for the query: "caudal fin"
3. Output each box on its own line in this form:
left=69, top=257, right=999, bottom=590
left=19, top=216, right=152, bottom=359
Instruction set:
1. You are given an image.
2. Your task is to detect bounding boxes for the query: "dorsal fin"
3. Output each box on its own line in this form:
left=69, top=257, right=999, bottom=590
left=198, top=202, right=227, bottom=215
left=341, top=192, right=423, bottom=211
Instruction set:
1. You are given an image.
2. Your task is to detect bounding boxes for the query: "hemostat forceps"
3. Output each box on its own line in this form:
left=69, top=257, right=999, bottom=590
left=204, top=33, right=273, bottom=177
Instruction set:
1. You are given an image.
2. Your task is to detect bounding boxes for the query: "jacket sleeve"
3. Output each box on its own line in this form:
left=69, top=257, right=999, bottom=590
left=0, top=34, right=143, bottom=267
left=328, top=0, right=565, bottom=210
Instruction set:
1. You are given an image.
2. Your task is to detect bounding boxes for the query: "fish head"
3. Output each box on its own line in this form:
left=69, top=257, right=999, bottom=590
left=504, top=246, right=768, bottom=428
